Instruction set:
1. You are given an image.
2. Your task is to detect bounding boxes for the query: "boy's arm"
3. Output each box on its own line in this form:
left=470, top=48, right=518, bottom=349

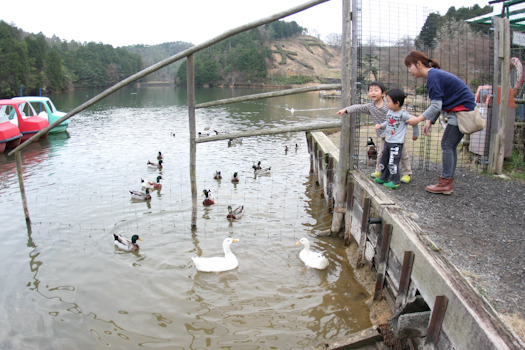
left=339, top=103, right=373, bottom=115
left=403, top=111, right=420, bottom=138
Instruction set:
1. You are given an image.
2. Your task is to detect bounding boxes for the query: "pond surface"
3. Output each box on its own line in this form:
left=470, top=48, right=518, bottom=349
left=0, top=86, right=371, bottom=349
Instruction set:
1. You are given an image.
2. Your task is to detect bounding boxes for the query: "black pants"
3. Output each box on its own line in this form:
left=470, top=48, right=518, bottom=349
left=379, top=142, right=404, bottom=184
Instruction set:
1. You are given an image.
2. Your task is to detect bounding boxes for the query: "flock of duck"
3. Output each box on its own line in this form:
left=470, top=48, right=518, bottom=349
left=114, top=145, right=330, bottom=272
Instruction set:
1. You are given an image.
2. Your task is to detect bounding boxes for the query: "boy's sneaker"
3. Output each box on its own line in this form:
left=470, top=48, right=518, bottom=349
left=401, top=175, right=411, bottom=184
left=371, top=171, right=380, bottom=178
left=383, top=181, right=400, bottom=190
left=374, top=178, right=386, bottom=184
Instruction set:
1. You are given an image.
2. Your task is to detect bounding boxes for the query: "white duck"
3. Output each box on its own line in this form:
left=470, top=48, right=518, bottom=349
left=296, top=237, right=329, bottom=270
left=192, top=238, right=240, bottom=272
left=114, top=233, right=142, bottom=252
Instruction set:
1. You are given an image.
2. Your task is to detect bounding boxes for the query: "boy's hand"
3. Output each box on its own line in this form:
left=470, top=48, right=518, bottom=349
left=412, top=136, right=418, bottom=141
left=374, top=124, right=381, bottom=130
left=336, top=108, right=347, bottom=116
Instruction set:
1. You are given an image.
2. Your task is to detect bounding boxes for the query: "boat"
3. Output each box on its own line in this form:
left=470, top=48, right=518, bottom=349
left=0, top=99, right=49, bottom=143
left=12, top=96, right=69, bottom=133
left=0, top=106, right=22, bottom=152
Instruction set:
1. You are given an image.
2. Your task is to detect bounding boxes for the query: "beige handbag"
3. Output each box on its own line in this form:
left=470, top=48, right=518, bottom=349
left=456, top=107, right=486, bottom=134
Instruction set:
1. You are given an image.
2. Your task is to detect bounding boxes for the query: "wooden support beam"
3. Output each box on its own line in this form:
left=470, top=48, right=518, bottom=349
left=423, top=295, right=449, bottom=349
left=187, top=54, right=197, bottom=228
left=356, top=197, right=371, bottom=267
left=15, top=151, right=31, bottom=225
left=374, top=224, right=393, bottom=301
left=344, top=182, right=354, bottom=246
left=395, top=250, right=415, bottom=310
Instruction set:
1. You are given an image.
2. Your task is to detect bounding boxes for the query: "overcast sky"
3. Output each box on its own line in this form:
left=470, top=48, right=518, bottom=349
left=0, top=0, right=497, bottom=47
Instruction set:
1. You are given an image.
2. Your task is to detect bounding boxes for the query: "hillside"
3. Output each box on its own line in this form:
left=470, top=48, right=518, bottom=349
left=267, top=36, right=342, bottom=83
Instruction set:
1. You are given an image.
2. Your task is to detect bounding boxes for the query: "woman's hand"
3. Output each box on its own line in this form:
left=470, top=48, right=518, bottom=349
left=423, top=119, right=432, bottom=136
left=336, top=108, right=347, bottom=116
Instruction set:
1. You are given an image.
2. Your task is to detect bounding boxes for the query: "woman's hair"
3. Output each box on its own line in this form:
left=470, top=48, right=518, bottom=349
left=386, top=88, right=406, bottom=107
left=404, top=50, right=441, bottom=69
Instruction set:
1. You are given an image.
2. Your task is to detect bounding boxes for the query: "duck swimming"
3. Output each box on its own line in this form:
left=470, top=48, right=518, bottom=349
left=296, top=237, right=329, bottom=270
left=231, top=172, right=240, bottom=183
left=147, top=159, right=163, bottom=169
left=227, top=205, right=244, bottom=220
left=114, top=233, right=142, bottom=252
left=192, top=238, right=239, bottom=272
left=142, top=176, right=163, bottom=190
left=130, top=188, right=151, bottom=200
left=214, top=171, right=222, bottom=180
left=202, top=189, right=215, bottom=206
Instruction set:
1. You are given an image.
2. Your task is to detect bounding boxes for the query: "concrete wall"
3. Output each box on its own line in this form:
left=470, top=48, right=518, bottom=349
left=306, top=131, right=524, bottom=350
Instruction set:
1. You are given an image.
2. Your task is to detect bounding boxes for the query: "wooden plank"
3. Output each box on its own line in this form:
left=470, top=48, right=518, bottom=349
left=356, top=197, right=371, bottom=267
left=395, top=251, right=415, bottom=310
left=374, top=224, right=392, bottom=300
left=195, top=121, right=341, bottom=143
left=195, top=84, right=341, bottom=109
left=424, top=295, right=449, bottom=348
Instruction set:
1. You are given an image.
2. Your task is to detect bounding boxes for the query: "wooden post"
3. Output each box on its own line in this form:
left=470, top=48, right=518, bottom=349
left=424, top=295, right=449, bottom=349
left=15, top=151, right=31, bottom=225
left=356, top=197, right=371, bottom=267
left=395, top=251, right=415, bottom=310
left=343, top=182, right=354, bottom=246
left=330, top=0, right=352, bottom=234
left=489, top=17, right=510, bottom=174
left=373, top=224, right=393, bottom=301
left=187, top=54, right=197, bottom=228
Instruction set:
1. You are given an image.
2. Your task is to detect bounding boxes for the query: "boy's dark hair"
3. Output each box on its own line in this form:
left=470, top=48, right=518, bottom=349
left=386, top=88, right=406, bottom=107
left=368, top=81, right=386, bottom=93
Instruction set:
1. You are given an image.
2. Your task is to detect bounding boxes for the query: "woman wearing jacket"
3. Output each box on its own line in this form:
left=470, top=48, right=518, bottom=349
left=405, top=50, right=476, bottom=195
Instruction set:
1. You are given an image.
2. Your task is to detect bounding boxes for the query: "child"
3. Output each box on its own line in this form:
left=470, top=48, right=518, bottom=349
left=336, top=82, right=414, bottom=183
left=374, top=88, right=419, bottom=189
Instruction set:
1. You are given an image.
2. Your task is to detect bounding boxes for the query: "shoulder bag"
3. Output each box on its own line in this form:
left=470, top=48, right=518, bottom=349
left=456, top=106, right=486, bottom=134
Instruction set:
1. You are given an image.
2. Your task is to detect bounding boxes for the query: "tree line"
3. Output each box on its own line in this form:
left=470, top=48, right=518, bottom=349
left=175, top=20, right=306, bottom=86
left=0, top=20, right=142, bottom=97
left=0, top=19, right=306, bottom=97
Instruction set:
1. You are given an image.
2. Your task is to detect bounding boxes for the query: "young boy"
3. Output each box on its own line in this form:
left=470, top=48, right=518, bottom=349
left=336, top=82, right=414, bottom=183
left=373, top=88, right=419, bottom=189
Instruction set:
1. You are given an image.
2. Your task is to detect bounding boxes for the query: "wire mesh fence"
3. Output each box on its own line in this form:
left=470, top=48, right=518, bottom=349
left=350, top=0, right=524, bottom=176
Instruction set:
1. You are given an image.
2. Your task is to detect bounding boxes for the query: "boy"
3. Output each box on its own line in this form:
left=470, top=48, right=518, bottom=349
left=374, top=88, right=419, bottom=189
left=336, top=82, right=414, bottom=183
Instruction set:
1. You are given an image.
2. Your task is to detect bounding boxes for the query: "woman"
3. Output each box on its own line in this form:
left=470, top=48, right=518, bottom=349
left=405, top=51, right=476, bottom=195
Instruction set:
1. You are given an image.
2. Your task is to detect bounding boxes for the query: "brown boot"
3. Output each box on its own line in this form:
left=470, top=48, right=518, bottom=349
left=425, top=177, right=454, bottom=195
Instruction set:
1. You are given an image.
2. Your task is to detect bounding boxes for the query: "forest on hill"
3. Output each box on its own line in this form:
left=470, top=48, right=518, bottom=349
left=0, top=4, right=493, bottom=97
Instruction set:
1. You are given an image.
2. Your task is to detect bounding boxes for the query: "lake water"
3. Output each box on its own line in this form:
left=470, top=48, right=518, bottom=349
left=0, top=86, right=372, bottom=349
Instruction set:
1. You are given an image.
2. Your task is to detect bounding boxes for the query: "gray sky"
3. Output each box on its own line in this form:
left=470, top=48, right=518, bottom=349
left=0, top=0, right=495, bottom=47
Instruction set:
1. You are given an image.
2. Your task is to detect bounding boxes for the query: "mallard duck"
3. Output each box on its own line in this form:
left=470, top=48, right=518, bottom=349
left=214, top=171, right=222, bottom=180
left=157, top=151, right=163, bottom=161
left=285, top=145, right=289, bottom=152
left=114, top=233, right=142, bottom=252
left=130, top=188, right=151, bottom=200
left=202, top=189, right=215, bottom=206
left=296, top=237, right=329, bottom=270
left=231, top=172, right=240, bottom=183
left=228, top=138, right=242, bottom=146
left=192, top=238, right=239, bottom=272
left=367, top=137, right=377, bottom=166
left=227, top=205, right=244, bottom=220
left=147, top=160, right=163, bottom=169
left=198, top=132, right=210, bottom=137
left=252, top=161, right=271, bottom=175
left=142, top=176, right=163, bottom=190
